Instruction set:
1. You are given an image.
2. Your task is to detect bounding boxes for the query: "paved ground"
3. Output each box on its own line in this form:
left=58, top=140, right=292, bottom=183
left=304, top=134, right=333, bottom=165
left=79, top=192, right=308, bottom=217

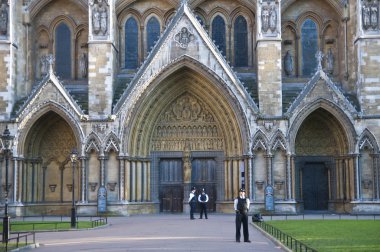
left=29, top=214, right=284, bottom=252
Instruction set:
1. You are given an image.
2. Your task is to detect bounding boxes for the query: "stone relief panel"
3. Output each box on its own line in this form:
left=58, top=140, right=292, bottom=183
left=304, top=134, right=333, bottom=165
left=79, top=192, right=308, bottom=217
left=90, top=0, right=109, bottom=37
left=0, top=1, right=8, bottom=38
left=260, top=0, right=279, bottom=37
left=151, top=93, right=224, bottom=151
left=361, top=0, right=379, bottom=31
left=174, top=27, right=194, bottom=49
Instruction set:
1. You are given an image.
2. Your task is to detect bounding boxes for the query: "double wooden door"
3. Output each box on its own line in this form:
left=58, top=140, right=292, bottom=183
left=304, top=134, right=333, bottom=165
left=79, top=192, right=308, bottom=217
left=302, top=163, right=329, bottom=210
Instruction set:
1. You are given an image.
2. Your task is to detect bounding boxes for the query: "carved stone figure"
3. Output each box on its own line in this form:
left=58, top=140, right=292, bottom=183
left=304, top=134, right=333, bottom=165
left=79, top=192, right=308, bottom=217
left=284, top=50, right=293, bottom=76
left=269, top=6, right=277, bottom=32
left=261, top=6, right=269, bottom=32
left=0, top=3, right=8, bottom=36
left=362, top=4, right=371, bottom=29
left=91, top=0, right=108, bottom=36
left=326, top=48, right=334, bottom=74
left=79, top=53, right=88, bottom=78
left=40, top=55, right=48, bottom=76
left=316, top=51, right=324, bottom=71
left=371, top=4, right=378, bottom=29
left=174, top=27, right=194, bottom=49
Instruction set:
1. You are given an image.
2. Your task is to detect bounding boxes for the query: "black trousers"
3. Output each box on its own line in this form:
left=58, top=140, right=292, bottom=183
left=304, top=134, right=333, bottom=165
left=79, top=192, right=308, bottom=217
left=199, top=203, right=207, bottom=218
left=235, top=212, right=249, bottom=242
left=190, top=202, right=196, bottom=219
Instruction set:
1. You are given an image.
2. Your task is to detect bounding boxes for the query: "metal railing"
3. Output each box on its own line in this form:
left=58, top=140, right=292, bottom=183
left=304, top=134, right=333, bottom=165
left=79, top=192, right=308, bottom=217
left=1, top=232, right=35, bottom=252
left=255, top=221, right=317, bottom=252
left=91, top=217, right=107, bottom=228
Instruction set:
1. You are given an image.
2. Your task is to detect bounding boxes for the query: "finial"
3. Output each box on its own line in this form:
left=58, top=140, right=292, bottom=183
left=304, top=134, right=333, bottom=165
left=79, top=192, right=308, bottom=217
left=315, top=50, right=324, bottom=71
left=181, top=0, right=188, bottom=7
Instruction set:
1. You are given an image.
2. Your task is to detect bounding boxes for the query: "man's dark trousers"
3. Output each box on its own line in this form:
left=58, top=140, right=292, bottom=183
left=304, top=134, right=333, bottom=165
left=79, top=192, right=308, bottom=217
left=190, top=202, right=196, bottom=219
left=199, top=203, right=207, bottom=219
left=235, top=212, right=249, bottom=242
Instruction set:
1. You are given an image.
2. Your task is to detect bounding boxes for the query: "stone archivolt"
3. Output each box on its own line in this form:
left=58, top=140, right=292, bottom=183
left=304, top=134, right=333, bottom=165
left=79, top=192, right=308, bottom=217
left=152, top=93, right=224, bottom=151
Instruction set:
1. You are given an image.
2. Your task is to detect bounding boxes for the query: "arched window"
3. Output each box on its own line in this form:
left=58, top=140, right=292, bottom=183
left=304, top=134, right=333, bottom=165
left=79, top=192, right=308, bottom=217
left=234, top=16, right=248, bottom=67
left=196, top=15, right=204, bottom=26
left=55, top=22, right=71, bottom=79
left=301, top=19, right=318, bottom=76
left=212, top=15, right=226, bottom=56
left=125, top=17, right=138, bottom=69
left=146, top=16, right=160, bottom=54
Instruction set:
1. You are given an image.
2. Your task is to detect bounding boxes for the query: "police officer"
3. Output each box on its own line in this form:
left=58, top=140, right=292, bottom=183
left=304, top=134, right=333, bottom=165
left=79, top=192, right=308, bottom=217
left=234, top=188, right=251, bottom=243
left=188, top=186, right=197, bottom=220
left=198, top=188, right=209, bottom=219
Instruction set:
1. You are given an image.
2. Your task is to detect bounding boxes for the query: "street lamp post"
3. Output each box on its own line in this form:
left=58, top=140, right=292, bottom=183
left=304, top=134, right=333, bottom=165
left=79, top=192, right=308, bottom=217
left=70, top=148, right=78, bottom=228
left=2, top=126, right=14, bottom=243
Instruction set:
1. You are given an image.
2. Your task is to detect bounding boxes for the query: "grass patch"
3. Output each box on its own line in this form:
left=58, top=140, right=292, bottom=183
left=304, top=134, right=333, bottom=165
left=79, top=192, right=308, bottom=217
left=267, top=220, right=380, bottom=252
left=0, top=221, right=102, bottom=232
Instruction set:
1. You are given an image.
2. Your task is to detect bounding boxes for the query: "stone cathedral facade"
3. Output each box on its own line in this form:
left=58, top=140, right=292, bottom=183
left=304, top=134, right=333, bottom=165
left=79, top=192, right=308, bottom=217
left=0, top=0, right=380, bottom=216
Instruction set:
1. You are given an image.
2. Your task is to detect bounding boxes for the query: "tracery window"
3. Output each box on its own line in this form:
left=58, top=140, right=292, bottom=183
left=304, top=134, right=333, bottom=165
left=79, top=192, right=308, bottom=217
left=125, top=17, right=138, bottom=69
left=234, top=16, right=248, bottom=67
left=146, top=16, right=160, bottom=54
left=212, top=15, right=226, bottom=56
left=55, top=22, right=71, bottom=79
left=301, top=19, right=318, bottom=76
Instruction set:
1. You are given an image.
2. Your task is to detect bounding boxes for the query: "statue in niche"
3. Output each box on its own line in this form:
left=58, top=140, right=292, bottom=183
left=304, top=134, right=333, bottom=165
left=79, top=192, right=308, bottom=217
left=40, top=55, right=48, bottom=76
left=362, top=4, right=371, bottom=29
left=284, top=50, right=293, bottom=76
left=326, top=48, right=334, bottom=74
left=261, top=6, right=270, bottom=32
left=79, top=53, right=88, bottom=78
left=316, top=51, right=324, bottom=71
left=183, top=141, right=191, bottom=183
left=91, top=0, right=108, bottom=35
left=0, top=2, right=8, bottom=36
left=269, top=6, right=277, bottom=32
left=370, top=4, right=378, bottom=29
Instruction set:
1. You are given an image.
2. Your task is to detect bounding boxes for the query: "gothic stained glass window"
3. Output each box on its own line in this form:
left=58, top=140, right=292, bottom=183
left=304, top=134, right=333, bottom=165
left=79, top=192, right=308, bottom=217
left=234, top=16, right=248, bottom=67
left=301, top=19, right=318, bottom=76
left=212, top=15, right=226, bottom=56
left=55, top=22, right=71, bottom=79
left=146, top=16, right=160, bottom=54
left=125, top=17, right=138, bottom=69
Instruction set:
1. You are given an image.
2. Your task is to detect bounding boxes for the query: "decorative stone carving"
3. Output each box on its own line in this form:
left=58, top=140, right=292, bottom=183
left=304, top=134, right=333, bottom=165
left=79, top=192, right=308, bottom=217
left=66, top=184, right=73, bottom=192
left=371, top=3, right=378, bottom=29
left=152, top=94, right=224, bottom=151
left=183, top=141, right=191, bottom=183
left=269, top=6, right=277, bottom=32
left=174, top=27, right=194, bottom=49
left=90, top=0, right=108, bottom=36
left=362, top=3, right=371, bottom=30
left=79, top=53, right=88, bottom=78
left=316, top=51, right=324, bottom=71
left=362, top=179, right=372, bottom=189
left=49, top=184, right=57, bottom=192
left=326, top=48, right=334, bottom=74
left=256, top=180, right=265, bottom=190
left=0, top=2, right=8, bottom=36
left=274, top=180, right=284, bottom=190
left=89, top=182, right=98, bottom=192
left=40, top=55, right=48, bottom=76
left=261, top=6, right=270, bottom=32
left=284, top=50, right=293, bottom=76
left=107, top=182, right=117, bottom=191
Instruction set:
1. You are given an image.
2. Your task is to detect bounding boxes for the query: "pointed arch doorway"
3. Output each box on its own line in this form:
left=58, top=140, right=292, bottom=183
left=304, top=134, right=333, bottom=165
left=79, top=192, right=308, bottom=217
left=295, top=108, right=349, bottom=212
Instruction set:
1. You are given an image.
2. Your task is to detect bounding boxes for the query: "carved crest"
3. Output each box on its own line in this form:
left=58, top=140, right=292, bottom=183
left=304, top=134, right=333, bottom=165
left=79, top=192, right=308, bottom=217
left=174, top=27, right=194, bottom=49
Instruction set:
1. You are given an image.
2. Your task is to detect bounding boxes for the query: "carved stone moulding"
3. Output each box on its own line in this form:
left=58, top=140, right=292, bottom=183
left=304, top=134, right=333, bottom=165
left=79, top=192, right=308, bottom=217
left=66, top=184, right=73, bottom=192
left=89, top=182, right=98, bottom=192
left=107, top=182, right=117, bottom=192
left=255, top=180, right=265, bottom=190
left=48, top=184, right=57, bottom=192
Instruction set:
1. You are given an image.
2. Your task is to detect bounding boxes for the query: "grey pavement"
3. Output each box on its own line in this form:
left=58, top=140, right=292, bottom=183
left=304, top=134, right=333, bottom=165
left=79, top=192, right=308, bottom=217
left=28, top=214, right=284, bottom=252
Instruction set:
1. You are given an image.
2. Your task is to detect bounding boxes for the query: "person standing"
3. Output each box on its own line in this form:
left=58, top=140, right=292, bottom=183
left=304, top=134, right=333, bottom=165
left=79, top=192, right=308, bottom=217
left=188, top=186, right=197, bottom=220
left=234, top=188, right=251, bottom=243
left=198, top=188, right=209, bottom=219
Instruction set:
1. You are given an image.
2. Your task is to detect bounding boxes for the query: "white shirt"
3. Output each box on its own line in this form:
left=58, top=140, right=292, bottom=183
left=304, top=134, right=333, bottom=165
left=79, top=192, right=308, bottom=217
left=198, top=193, right=209, bottom=203
left=188, top=191, right=196, bottom=202
left=234, top=196, right=250, bottom=211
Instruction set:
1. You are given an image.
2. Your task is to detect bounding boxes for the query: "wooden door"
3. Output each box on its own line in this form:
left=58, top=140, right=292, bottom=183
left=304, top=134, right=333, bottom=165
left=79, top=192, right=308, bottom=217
left=191, top=158, right=217, bottom=212
left=159, top=159, right=183, bottom=213
left=302, top=163, right=329, bottom=210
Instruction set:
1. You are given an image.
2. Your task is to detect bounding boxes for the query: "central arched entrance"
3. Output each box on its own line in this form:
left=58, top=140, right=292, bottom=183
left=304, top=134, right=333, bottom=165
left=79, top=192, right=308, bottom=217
left=124, top=62, right=249, bottom=213
left=295, top=108, right=349, bottom=211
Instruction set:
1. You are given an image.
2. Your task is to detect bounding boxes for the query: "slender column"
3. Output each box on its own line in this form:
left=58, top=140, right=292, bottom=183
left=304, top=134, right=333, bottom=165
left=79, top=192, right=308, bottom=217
left=290, top=155, right=296, bottom=200
left=286, top=153, right=291, bottom=200
left=246, top=155, right=253, bottom=200
left=265, top=154, right=273, bottom=185
left=12, top=157, right=18, bottom=203
left=80, top=156, right=87, bottom=203
left=17, top=159, right=23, bottom=203
left=118, top=155, right=126, bottom=202
left=99, top=156, right=106, bottom=187
left=353, top=154, right=360, bottom=200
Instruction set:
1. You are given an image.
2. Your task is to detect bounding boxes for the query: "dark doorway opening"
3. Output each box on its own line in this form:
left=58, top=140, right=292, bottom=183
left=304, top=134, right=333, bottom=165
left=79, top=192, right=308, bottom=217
left=159, top=159, right=183, bottom=213
left=302, top=162, right=329, bottom=210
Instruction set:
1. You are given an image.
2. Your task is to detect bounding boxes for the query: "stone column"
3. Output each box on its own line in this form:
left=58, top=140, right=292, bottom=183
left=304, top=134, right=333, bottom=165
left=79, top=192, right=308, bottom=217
left=80, top=156, right=87, bottom=203
left=117, top=155, right=126, bottom=202
left=355, top=0, right=380, bottom=115
left=99, top=155, right=106, bottom=187
left=353, top=153, right=360, bottom=200
left=286, top=153, right=292, bottom=200
left=88, top=0, right=116, bottom=118
left=265, top=154, right=273, bottom=185
left=256, top=0, right=282, bottom=116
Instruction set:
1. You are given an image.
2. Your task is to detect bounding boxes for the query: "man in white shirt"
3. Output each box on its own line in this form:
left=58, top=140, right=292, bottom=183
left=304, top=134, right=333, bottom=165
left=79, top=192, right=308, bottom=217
left=188, top=186, right=197, bottom=220
left=198, top=188, right=209, bottom=219
left=234, top=188, right=251, bottom=243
